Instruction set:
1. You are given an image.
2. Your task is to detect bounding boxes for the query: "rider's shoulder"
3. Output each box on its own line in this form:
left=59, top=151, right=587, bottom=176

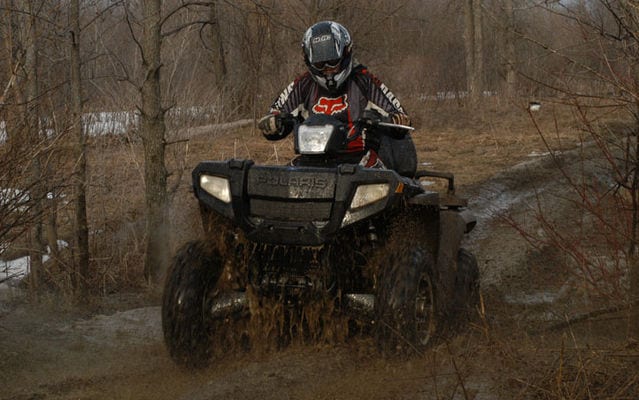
left=351, top=63, right=384, bottom=87
left=352, top=62, right=368, bottom=76
left=294, top=71, right=314, bottom=85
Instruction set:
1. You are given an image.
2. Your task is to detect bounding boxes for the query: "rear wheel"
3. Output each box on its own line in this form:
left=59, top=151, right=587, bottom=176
left=375, top=245, right=437, bottom=352
left=162, top=240, right=224, bottom=368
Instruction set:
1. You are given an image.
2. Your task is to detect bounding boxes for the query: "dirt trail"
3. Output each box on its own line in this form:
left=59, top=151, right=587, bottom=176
left=0, top=144, right=620, bottom=399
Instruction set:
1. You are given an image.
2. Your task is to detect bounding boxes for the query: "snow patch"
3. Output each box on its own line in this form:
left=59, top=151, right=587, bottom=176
left=0, top=240, right=68, bottom=290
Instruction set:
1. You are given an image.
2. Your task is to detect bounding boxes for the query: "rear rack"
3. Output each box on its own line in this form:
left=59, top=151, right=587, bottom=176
left=414, top=170, right=467, bottom=208
left=415, top=170, right=455, bottom=195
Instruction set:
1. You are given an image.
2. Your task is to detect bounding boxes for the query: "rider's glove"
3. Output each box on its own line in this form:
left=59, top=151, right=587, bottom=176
left=361, top=109, right=383, bottom=126
left=390, top=112, right=411, bottom=127
left=258, top=112, right=281, bottom=135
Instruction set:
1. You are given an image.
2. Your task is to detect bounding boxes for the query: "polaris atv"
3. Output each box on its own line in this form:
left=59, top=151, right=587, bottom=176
left=162, top=113, right=479, bottom=368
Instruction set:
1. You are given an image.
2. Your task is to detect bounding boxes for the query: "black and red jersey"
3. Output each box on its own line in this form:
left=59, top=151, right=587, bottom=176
left=264, top=64, right=408, bottom=156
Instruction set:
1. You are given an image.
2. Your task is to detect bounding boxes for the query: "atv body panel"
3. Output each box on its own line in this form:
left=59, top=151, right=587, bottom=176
left=193, top=159, right=419, bottom=246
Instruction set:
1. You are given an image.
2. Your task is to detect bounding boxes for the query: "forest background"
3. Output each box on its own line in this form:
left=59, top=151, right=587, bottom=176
left=1, top=0, right=638, bottom=308
left=4, top=1, right=639, bottom=398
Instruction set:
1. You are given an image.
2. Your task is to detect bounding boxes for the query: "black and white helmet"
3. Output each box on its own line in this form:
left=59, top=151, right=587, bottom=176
left=302, top=21, right=353, bottom=92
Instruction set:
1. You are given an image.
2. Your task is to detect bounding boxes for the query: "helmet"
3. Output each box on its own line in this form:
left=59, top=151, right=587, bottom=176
left=302, top=21, right=353, bottom=92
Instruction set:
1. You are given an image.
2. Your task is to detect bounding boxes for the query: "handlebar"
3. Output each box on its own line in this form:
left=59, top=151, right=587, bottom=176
left=357, top=109, right=414, bottom=132
left=281, top=111, right=414, bottom=133
left=377, top=121, right=415, bottom=131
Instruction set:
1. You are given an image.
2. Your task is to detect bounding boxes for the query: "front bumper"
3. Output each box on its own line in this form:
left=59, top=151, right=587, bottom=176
left=193, top=159, right=407, bottom=245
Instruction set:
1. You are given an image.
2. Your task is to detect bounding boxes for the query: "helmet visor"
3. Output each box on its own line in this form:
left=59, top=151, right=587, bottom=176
left=308, top=36, right=342, bottom=65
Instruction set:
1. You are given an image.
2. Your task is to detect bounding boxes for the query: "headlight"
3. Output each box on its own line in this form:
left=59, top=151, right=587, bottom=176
left=297, top=124, right=334, bottom=154
left=200, top=175, right=231, bottom=203
left=349, top=183, right=390, bottom=209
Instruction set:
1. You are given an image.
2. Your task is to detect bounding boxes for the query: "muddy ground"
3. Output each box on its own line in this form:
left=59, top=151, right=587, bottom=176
left=1, top=103, right=638, bottom=399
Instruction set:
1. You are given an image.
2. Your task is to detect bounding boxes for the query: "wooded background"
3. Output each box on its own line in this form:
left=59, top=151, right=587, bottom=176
left=1, top=0, right=638, bottom=298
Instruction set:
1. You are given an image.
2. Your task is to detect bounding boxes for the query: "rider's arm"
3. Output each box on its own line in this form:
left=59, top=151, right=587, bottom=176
left=260, top=73, right=313, bottom=140
left=354, top=67, right=411, bottom=138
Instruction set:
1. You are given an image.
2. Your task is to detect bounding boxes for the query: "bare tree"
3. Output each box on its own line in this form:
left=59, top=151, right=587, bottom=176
left=510, top=0, right=639, bottom=333
left=24, top=0, right=46, bottom=293
left=208, top=0, right=226, bottom=88
left=139, top=0, right=169, bottom=285
left=69, top=0, right=90, bottom=297
left=503, top=0, right=516, bottom=97
left=464, top=0, right=484, bottom=101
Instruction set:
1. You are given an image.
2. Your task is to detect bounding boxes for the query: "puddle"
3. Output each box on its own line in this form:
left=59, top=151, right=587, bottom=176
left=65, top=307, right=162, bottom=347
left=504, top=291, right=558, bottom=305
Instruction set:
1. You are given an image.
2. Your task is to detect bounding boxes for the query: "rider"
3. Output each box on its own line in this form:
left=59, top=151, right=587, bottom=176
left=257, top=21, right=412, bottom=168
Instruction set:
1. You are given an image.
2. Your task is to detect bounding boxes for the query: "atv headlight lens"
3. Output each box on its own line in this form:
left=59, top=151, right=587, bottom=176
left=298, top=124, right=334, bottom=154
left=200, top=174, right=231, bottom=203
left=350, top=183, right=390, bottom=210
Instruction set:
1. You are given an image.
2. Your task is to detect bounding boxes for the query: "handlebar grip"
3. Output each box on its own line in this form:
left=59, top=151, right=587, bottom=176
left=377, top=121, right=415, bottom=131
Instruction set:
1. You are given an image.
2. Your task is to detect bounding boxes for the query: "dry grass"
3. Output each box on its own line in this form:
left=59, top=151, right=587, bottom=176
left=76, top=98, right=587, bottom=290
left=8, top=98, right=636, bottom=398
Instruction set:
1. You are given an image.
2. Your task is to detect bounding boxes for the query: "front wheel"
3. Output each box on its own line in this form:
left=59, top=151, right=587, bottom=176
left=375, top=245, right=437, bottom=352
left=162, top=240, right=224, bottom=369
left=454, top=248, right=480, bottom=318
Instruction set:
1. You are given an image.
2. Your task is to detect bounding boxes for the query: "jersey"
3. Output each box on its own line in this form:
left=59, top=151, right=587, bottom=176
left=264, top=64, right=408, bottom=158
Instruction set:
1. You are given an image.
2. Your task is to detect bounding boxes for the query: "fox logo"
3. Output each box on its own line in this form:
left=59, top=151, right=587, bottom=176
left=313, top=95, right=349, bottom=115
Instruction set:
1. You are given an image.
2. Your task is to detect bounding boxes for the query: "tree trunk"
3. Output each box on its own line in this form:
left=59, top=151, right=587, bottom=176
left=209, top=0, right=227, bottom=88
left=473, top=0, right=483, bottom=98
left=310, top=0, right=321, bottom=22
left=504, top=0, right=516, bottom=98
left=70, top=0, right=90, bottom=297
left=1, top=1, right=18, bottom=140
left=629, top=130, right=639, bottom=337
left=44, top=200, right=59, bottom=261
left=629, top=54, right=639, bottom=336
left=464, top=0, right=483, bottom=102
left=627, top=4, right=639, bottom=338
left=141, top=0, right=169, bottom=286
left=25, top=0, right=45, bottom=294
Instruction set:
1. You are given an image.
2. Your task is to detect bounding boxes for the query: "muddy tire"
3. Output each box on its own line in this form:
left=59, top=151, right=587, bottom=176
left=162, top=240, right=224, bottom=369
left=375, top=245, right=437, bottom=353
left=454, top=248, right=480, bottom=316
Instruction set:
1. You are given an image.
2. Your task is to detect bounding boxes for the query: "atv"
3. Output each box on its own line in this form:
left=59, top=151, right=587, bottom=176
left=162, top=113, right=479, bottom=368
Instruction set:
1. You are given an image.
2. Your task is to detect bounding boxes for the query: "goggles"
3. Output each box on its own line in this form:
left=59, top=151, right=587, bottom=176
left=312, top=58, right=341, bottom=70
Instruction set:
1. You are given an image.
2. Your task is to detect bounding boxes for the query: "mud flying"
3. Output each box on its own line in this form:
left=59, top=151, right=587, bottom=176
left=161, top=112, right=480, bottom=368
